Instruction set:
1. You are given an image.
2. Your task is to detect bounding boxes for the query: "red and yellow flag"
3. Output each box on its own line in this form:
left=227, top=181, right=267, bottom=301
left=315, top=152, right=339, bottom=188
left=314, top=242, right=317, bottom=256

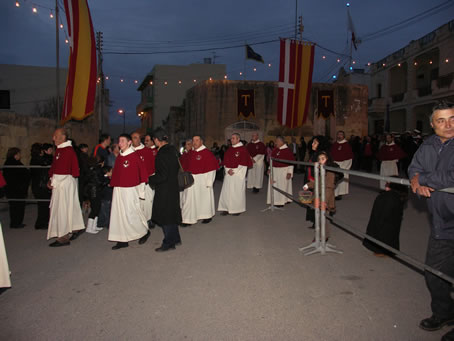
left=277, top=39, right=314, bottom=128
left=61, top=0, right=97, bottom=123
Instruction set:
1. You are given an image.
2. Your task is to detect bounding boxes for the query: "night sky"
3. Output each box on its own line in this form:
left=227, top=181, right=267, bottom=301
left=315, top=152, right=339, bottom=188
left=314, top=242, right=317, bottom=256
left=1, top=0, right=453, bottom=126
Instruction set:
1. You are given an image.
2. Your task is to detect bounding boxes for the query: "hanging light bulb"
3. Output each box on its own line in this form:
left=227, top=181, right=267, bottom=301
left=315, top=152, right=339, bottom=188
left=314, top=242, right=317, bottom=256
left=337, top=59, right=340, bottom=63
left=178, top=80, right=182, bottom=84
left=15, top=1, right=20, bottom=7
left=239, top=72, right=243, bottom=76
left=193, top=79, right=197, bottom=83
left=367, top=62, right=371, bottom=66
left=149, top=81, right=153, bottom=85
left=322, top=55, right=326, bottom=60
left=164, top=81, right=168, bottom=85
left=224, top=75, right=227, bottom=79
left=268, top=63, right=271, bottom=67
left=253, top=67, right=256, bottom=72
left=209, top=77, right=212, bottom=81
left=445, top=58, right=449, bottom=63
left=65, top=39, right=69, bottom=44
left=105, top=76, right=109, bottom=80
left=134, top=80, right=138, bottom=84
left=120, top=79, right=124, bottom=83
left=50, top=12, right=54, bottom=18
left=429, top=60, right=433, bottom=65
left=32, top=7, right=37, bottom=13
left=398, top=63, right=401, bottom=67
left=60, top=24, right=63, bottom=29
left=352, top=60, right=356, bottom=65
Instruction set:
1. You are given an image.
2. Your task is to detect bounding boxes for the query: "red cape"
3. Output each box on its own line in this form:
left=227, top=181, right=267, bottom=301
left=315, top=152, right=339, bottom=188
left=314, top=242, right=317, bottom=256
left=188, top=148, right=219, bottom=174
left=377, top=144, right=406, bottom=161
left=136, top=146, right=156, bottom=176
left=111, top=151, right=148, bottom=187
left=223, top=145, right=253, bottom=168
left=180, top=151, right=191, bottom=172
left=330, top=141, right=353, bottom=161
left=271, top=146, right=295, bottom=167
left=49, top=146, right=79, bottom=178
left=246, top=141, right=266, bottom=158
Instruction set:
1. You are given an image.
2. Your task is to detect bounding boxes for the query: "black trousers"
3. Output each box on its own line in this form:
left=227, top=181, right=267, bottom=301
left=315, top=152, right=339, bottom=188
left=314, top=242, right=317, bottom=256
left=89, top=197, right=101, bottom=219
left=9, top=200, right=25, bottom=227
left=425, top=236, right=454, bottom=319
left=160, top=224, right=181, bottom=247
left=35, top=201, right=50, bottom=229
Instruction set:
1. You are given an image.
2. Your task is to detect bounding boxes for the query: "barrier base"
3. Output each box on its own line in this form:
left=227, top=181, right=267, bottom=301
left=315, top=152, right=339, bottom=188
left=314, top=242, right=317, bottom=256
left=299, top=241, right=343, bottom=256
left=261, top=205, right=284, bottom=212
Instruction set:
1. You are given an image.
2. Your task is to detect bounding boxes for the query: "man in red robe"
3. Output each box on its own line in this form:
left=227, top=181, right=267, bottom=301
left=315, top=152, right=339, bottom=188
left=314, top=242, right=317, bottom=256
left=330, top=131, right=354, bottom=199
left=377, top=134, right=406, bottom=189
left=246, top=132, right=266, bottom=193
left=181, top=135, right=218, bottom=226
left=218, top=133, right=253, bottom=215
left=108, top=133, right=150, bottom=250
left=266, top=136, right=295, bottom=207
left=47, top=128, right=85, bottom=247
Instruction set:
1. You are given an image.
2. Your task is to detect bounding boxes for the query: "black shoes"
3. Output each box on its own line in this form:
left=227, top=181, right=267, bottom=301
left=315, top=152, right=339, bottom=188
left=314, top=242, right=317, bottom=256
left=180, top=223, right=191, bottom=228
left=419, top=315, right=454, bottom=331
left=202, top=219, right=212, bottom=224
left=49, top=240, right=70, bottom=247
left=138, top=230, right=150, bottom=245
left=10, top=224, right=26, bottom=229
left=112, top=242, right=129, bottom=250
left=220, top=211, right=228, bottom=216
left=232, top=213, right=241, bottom=216
left=252, top=188, right=260, bottom=193
left=155, top=245, right=176, bottom=252
left=69, top=230, right=84, bottom=241
left=335, top=196, right=342, bottom=201
left=148, top=221, right=155, bottom=229
left=443, top=328, right=454, bottom=341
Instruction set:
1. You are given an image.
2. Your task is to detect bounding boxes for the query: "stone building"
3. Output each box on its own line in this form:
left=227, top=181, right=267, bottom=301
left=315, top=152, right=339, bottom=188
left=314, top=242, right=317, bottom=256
left=368, top=20, right=454, bottom=134
left=183, top=80, right=368, bottom=148
left=136, top=63, right=227, bottom=131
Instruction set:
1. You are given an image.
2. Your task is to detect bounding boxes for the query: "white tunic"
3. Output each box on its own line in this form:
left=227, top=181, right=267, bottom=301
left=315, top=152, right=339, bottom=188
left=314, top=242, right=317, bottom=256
left=380, top=160, right=398, bottom=190
left=267, top=165, right=294, bottom=205
left=0, top=223, right=11, bottom=288
left=134, top=144, right=154, bottom=221
left=182, top=170, right=216, bottom=224
left=247, top=153, right=265, bottom=189
left=218, top=165, right=248, bottom=214
left=47, top=174, right=85, bottom=239
left=334, top=159, right=352, bottom=196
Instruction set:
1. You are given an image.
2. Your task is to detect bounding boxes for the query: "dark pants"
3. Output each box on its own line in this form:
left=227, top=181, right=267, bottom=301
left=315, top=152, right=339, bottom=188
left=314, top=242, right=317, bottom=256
left=98, top=200, right=111, bottom=228
left=89, top=197, right=101, bottom=219
left=425, top=236, right=454, bottom=319
left=35, top=201, right=50, bottom=229
left=9, top=200, right=25, bottom=227
left=160, top=224, right=181, bottom=247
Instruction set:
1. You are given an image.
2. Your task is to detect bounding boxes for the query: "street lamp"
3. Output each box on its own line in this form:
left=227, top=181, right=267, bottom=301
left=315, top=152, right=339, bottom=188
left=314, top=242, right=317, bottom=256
left=118, top=109, right=125, bottom=133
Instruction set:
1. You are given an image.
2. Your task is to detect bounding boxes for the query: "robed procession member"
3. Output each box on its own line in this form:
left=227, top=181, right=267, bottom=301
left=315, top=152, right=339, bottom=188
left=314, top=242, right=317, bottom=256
left=108, top=134, right=150, bottom=250
left=266, top=136, right=295, bottom=207
left=149, top=129, right=182, bottom=252
left=218, top=133, right=253, bottom=216
left=330, top=130, right=353, bottom=200
left=132, top=132, right=156, bottom=228
left=0, top=171, right=11, bottom=289
left=47, top=128, right=85, bottom=247
left=180, top=135, right=218, bottom=226
left=377, top=134, right=406, bottom=190
left=179, top=139, right=193, bottom=227
left=246, top=133, right=266, bottom=193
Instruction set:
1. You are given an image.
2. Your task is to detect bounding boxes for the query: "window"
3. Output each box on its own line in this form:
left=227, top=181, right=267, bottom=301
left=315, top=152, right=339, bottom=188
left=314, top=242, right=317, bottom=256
left=377, top=84, right=382, bottom=98
left=0, top=90, right=10, bottom=109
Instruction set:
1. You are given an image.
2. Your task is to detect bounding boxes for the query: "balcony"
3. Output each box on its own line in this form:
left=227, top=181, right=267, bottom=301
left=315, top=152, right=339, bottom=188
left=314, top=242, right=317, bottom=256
left=391, top=93, right=405, bottom=103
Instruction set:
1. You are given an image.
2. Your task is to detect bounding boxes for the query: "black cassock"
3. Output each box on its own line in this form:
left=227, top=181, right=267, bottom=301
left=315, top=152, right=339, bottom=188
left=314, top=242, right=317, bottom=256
left=362, top=190, right=404, bottom=255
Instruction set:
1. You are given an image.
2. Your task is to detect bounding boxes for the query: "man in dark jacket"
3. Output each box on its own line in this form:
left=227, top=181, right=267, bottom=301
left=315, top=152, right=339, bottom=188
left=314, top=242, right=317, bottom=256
left=149, top=129, right=182, bottom=252
left=408, top=100, right=454, bottom=341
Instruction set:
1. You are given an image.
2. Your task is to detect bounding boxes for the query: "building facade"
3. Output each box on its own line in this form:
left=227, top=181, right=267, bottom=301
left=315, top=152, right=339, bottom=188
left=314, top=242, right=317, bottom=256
left=136, top=63, right=227, bottom=131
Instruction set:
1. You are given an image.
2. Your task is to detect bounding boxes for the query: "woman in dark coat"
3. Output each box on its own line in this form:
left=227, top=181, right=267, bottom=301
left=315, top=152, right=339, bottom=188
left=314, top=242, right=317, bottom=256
left=149, top=129, right=182, bottom=251
left=3, top=147, right=30, bottom=228
left=30, top=143, right=52, bottom=229
left=362, top=181, right=408, bottom=256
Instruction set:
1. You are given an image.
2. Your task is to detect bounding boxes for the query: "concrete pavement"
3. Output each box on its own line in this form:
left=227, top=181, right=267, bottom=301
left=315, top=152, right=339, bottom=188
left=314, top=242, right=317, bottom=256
left=0, top=174, right=448, bottom=340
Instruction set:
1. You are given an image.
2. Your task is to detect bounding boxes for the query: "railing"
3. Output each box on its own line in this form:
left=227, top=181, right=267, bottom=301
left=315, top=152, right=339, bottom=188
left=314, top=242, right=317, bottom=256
left=268, top=157, right=454, bottom=285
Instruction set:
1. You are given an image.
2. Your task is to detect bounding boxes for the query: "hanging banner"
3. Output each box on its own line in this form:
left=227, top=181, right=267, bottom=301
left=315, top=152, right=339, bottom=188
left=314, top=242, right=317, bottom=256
left=277, top=39, right=315, bottom=128
left=318, top=90, right=334, bottom=119
left=238, top=89, right=255, bottom=120
left=61, top=0, right=97, bottom=123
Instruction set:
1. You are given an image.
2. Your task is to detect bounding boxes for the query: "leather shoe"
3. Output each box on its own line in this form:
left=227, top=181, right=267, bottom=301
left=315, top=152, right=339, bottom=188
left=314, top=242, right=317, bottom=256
left=155, top=245, right=176, bottom=252
left=138, top=230, right=150, bottom=245
left=419, top=315, right=454, bottom=331
left=175, top=240, right=182, bottom=246
left=49, top=240, right=70, bottom=247
left=69, top=230, right=84, bottom=241
left=220, top=211, right=228, bottom=216
left=442, top=328, right=454, bottom=341
left=180, top=223, right=191, bottom=228
left=112, top=242, right=129, bottom=250
left=148, top=221, right=155, bottom=229
left=202, top=218, right=212, bottom=224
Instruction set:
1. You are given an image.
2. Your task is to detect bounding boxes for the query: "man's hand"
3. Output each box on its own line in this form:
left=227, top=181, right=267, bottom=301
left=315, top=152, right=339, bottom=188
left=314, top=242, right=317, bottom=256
left=411, top=173, right=434, bottom=197
left=228, top=169, right=234, bottom=176
left=47, top=180, right=53, bottom=190
left=286, top=173, right=292, bottom=180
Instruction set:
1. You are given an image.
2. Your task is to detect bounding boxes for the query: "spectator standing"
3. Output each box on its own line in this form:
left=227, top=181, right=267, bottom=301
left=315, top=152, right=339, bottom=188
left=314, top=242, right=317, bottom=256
left=30, top=143, right=52, bottom=229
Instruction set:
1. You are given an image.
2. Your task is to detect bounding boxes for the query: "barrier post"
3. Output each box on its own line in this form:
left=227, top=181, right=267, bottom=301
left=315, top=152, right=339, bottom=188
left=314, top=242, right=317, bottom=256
left=262, top=157, right=283, bottom=212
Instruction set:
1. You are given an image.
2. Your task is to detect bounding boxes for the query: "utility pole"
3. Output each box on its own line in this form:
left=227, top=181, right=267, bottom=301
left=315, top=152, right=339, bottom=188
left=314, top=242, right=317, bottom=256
left=96, top=31, right=104, bottom=133
left=298, top=16, right=304, bottom=41
left=294, top=0, right=298, bottom=40
left=55, top=0, right=60, bottom=126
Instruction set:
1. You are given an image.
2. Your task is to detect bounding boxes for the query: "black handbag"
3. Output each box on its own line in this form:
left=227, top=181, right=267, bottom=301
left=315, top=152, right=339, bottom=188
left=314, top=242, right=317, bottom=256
left=177, top=157, right=194, bottom=191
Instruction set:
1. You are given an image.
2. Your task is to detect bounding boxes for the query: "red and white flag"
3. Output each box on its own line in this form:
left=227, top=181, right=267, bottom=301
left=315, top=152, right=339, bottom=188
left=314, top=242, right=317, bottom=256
left=277, top=39, right=314, bottom=128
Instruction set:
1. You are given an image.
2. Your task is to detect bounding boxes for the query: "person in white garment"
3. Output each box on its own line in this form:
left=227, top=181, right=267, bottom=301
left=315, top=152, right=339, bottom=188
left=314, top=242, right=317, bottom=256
left=0, top=172, right=11, bottom=289
left=246, top=133, right=266, bottom=193
left=108, top=134, right=150, bottom=250
left=266, top=136, right=295, bottom=207
left=180, top=135, right=218, bottom=226
left=47, top=128, right=85, bottom=247
left=330, top=131, right=353, bottom=200
left=377, top=134, right=406, bottom=190
left=218, top=133, right=253, bottom=216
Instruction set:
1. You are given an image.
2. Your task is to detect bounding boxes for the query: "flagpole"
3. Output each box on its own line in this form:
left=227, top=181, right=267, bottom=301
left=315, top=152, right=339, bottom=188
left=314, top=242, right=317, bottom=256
left=55, top=0, right=60, bottom=127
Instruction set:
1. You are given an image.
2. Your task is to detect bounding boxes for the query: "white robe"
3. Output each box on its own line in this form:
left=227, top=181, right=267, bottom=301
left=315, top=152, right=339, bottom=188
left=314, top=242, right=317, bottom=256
left=334, top=159, right=352, bottom=196
left=182, top=170, right=216, bottom=224
left=267, top=166, right=294, bottom=205
left=380, top=160, right=398, bottom=190
left=108, top=185, right=148, bottom=242
left=218, top=165, right=247, bottom=214
left=0, top=223, right=11, bottom=288
left=47, top=174, right=85, bottom=239
left=247, top=154, right=265, bottom=189
left=141, top=185, right=154, bottom=221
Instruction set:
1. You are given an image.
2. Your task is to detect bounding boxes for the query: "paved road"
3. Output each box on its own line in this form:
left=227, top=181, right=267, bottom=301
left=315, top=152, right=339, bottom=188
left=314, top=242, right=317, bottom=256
left=0, top=174, right=447, bottom=340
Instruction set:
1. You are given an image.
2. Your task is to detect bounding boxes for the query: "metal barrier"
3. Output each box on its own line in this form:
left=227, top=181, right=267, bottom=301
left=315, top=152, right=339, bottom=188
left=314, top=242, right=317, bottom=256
left=268, top=156, right=454, bottom=285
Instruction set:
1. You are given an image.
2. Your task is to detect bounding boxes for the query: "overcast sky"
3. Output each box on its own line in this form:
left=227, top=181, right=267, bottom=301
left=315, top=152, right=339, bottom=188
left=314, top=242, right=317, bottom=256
left=1, top=0, right=453, bottom=127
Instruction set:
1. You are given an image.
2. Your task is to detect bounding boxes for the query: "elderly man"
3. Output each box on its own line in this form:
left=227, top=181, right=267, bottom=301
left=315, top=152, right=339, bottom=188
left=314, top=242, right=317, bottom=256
left=218, top=133, right=252, bottom=216
left=180, top=135, right=218, bottom=226
left=47, top=128, right=85, bottom=247
left=246, top=132, right=266, bottom=193
left=330, top=130, right=353, bottom=200
left=408, top=101, right=454, bottom=341
left=108, top=133, right=150, bottom=250
left=266, top=136, right=295, bottom=207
